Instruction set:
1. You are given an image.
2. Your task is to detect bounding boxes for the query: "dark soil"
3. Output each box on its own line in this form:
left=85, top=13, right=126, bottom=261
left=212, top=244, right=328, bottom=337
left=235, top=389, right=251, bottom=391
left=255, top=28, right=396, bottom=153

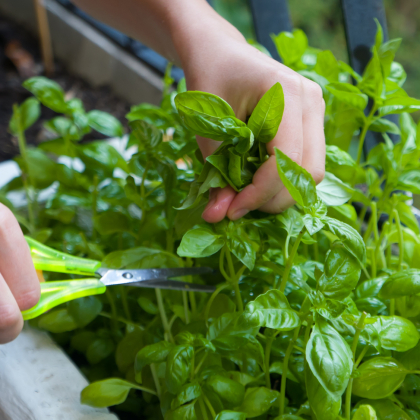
left=0, top=13, right=131, bottom=162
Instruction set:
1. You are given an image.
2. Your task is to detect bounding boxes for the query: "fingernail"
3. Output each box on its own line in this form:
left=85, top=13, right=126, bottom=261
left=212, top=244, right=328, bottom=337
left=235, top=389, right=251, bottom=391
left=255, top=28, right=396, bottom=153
left=230, top=208, right=249, bottom=220
left=202, top=197, right=217, bottom=217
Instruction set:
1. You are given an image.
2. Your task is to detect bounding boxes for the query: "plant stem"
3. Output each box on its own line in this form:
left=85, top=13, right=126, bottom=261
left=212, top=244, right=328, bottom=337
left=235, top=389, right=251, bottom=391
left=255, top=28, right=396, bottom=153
left=131, top=383, right=158, bottom=396
left=120, top=286, right=132, bottom=321
left=279, top=326, right=301, bottom=415
left=99, top=311, right=142, bottom=328
left=92, top=175, right=99, bottom=241
left=284, top=234, right=291, bottom=260
left=264, top=335, right=275, bottom=389
left=370, top=247, right=377, bottom=278
left=205, top=284, right=230, bottom=327
left=355, top=345, right=368, bottom=367
left=203, top=394, right=216, bottom=419
left=194, top=352, right=209, bottom=376
left=150, top=363, right=161, bottom=398
left=313, top=233, right=319, bottom=261
left=105, top=290, right=118, bottom=331
left=356, top=103, right=377, bottom=166
left=155, top=288, right=174, bottom=343
left=346, top=312, right=367, bottom=419
left=182, top=290, right=190, bottom=324
left=280, top=229, right=305, bottom=292
left=393, top=209, right=404, bottom=271
left=198, top=397, right=210, bottom=420
left=224, top=245, right=244, bottom=312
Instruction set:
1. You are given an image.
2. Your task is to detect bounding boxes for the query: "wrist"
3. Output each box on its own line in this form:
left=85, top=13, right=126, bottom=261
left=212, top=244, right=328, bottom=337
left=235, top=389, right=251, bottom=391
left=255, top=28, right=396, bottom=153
left=165, top=0, right=245, bottom=70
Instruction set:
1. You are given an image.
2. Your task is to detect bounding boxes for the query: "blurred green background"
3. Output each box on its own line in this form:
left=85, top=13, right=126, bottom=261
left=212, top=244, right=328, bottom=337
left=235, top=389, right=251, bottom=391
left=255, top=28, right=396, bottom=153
left=213, top=0, right=420, bottom=99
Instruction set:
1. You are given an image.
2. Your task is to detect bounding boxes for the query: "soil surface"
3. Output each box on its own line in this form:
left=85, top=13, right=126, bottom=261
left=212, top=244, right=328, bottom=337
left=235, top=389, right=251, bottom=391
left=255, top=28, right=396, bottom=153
left=0, top=13, right=131, bottom=162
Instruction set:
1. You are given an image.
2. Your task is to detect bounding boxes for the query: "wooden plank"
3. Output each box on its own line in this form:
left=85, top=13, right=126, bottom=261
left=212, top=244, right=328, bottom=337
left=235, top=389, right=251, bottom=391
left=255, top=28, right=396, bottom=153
left=248, top=0, right=292, bottom=60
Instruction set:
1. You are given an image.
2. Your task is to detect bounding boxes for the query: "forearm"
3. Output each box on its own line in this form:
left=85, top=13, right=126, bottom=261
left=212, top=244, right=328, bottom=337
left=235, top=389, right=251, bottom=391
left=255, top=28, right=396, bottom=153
left=71, top=0, right=243, bottom=68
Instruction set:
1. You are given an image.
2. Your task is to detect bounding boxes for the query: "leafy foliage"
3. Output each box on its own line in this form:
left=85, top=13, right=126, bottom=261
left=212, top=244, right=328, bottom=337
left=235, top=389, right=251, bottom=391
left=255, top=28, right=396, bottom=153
left=5, top=22, right=420, bottom=420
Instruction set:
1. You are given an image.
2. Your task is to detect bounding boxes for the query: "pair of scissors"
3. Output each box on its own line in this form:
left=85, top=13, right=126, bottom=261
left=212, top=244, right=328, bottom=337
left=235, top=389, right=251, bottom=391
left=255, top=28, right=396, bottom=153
left=22, top=237, right=216, bottom=320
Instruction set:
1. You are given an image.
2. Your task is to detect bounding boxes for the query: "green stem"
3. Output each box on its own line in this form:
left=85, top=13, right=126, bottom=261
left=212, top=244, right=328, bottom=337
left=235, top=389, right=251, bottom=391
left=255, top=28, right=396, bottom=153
left=205, top=284, right=231, bottom=327
left=155, top=288, right=174, bottom=343
left=99, top=311, right=142, bottom=328
left=279, top=326, right=301, bottom=415
left=150, top=363, right=161, bottom=398
left=280, top=229, right=305, bottom=292
left=284, top=234, right=291, bottom=260
left=356, top=103, right=377, bottom=166
left=233, top=283, right=244, bottom=312
left=92, top=175, right=99, bottom=241
left=393, top=209, right=404, bottom=271
left=182, top=290, right=190, bottom=324
left=264, top=335, right=276, bottom=389
left=313, top=233, right=319, bottom=261
left=198, top=397, right=210, bottom=420
left=194, top=352, right=209, bottom=375
left=131, top=383, right=158, bottom=396
left=346, top=312, right=367, bottom=419
left=370, top=247, right=377, bottom=279
left=120, top=286, right=132, bottom=321
left=224, top=245, right=244, bottom=312
left=355, top=345, right=369, bottom=367
left=105, top=290, right=118, bottom=331
left=203, top=394, right=216, bottom=419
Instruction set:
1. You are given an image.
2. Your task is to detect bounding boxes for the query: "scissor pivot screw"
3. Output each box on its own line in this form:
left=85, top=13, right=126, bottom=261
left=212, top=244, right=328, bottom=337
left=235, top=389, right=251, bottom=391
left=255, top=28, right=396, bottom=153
left=123, top=272, right=133, bottom=279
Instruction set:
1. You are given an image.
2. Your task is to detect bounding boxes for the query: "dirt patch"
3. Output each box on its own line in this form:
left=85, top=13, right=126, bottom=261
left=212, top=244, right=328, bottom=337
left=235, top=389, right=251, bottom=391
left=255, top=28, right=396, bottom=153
left=0, top=13, right=131, bottom=162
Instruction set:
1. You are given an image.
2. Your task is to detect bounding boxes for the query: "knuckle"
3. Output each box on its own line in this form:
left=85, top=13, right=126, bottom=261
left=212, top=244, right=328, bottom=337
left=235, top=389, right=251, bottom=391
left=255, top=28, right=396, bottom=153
left=305, top=80, right=323, bottom=101
left=282, top=73, right=303, bottom=96
left=288, top=151, right=303, bottom=165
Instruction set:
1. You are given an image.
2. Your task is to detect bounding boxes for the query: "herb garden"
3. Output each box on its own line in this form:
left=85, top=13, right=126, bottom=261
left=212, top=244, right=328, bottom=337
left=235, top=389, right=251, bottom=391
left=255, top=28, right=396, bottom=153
left=3, top=21, right=420, bottom=420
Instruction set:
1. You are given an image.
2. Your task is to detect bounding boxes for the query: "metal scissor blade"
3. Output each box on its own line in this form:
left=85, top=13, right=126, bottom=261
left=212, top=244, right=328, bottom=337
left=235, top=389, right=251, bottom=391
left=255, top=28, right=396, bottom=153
left=97, top=267, right=216, bottom=293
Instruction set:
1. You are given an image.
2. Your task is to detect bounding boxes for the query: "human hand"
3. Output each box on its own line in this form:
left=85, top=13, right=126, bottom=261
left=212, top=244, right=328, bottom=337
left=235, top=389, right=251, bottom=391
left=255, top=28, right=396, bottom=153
left=174, top=9, right=326, bottom=223
left=0, top=204, right=40, bottom=343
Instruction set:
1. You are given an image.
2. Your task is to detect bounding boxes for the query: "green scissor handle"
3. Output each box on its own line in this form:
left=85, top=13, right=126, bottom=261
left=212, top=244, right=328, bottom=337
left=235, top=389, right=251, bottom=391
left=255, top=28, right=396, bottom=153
left=22, top=279, right=106, bottom=320
left=26, top=236, right=101, bottom=276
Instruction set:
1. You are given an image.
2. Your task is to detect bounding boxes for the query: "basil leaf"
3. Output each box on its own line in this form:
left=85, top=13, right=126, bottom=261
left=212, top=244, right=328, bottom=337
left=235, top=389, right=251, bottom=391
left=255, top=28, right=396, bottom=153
left=171, top=382, right=201, bottom=409
left=81, top=378, right=142, bottom=408
left=227, top=221, right=256, bottom=271
left=323, top=217, right=366, bottom=266
left=369, top=118, right=401, bottom=134
left=326, top=82, right=368, bottom=110
left=318, top=242, right=361, bottom=300
left=9, top=97, right=40, bottom=135
left=352, top=404, right=378, bottom=420
left=305, top=362, right=341, bottom=420
left=215, top=411, right=246, bottom=420
left=206, top=375, right=245, bottom=407
left=165, top=400, right=197, bottom=420
left=23, top=76, right=68, bottom=113
left=277, top=207, right=304, bottom=237
left=306, top=317, right=353, bottom=399
left=316, top=172, right=354, bottom=206
left=275, top=147, right=317, bottom=208
left=379, top=269, right=420, bottom=298
left=237, top=387, right=280, bottom=418
left=352, top=357, right=408, bottom=399
left=177, top=225, right=225, bottom=258
left=362, top=316, right=419, bottom=352
left=315, top=50, right=339, bottom=82
left=247, top=82, right=285, bottom=143
left=165, top=345, right=194, bottom=394
left=379, top=96, right=420, bottom=116
left=245, top=289, right=301, bottom=330
left=135, top=341, right=174, bottom=382
left=271, top=29, right=308, bottom=69
left=359, top=399, right=412, bottom=420
left=87, top=110, right=123, bottom=137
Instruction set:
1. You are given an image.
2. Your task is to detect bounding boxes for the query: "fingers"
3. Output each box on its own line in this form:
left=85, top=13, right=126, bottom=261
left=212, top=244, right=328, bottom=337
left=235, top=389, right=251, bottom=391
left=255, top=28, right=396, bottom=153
left=0, top=204, right=40, bottom=343
left=259, top=81, right=326, bottom=213
left=0, top=273, right=23, bottom=344
left=202, top=186, right=236, bottom=223
left=227, top=74, right=304, bottom=220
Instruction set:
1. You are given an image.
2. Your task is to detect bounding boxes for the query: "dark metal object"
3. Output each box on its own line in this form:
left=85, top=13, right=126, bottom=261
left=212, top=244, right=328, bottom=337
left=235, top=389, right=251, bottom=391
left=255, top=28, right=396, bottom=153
left=341, top=0, right=399, bottom=154
left=248, top=0, right=292, bottom=61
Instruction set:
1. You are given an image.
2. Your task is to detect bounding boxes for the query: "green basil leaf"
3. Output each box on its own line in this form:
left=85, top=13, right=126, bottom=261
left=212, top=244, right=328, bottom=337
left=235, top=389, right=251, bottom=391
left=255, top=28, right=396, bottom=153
left=247, top=82, right=285, bottom=143
left=94, top=210, right=130, bottom=235
left=215, top=411, right=246, bottom=420
left=326, top=82, right=368, bottom=110
left=318, top=242, right=361, bottom=300
left=38, top=308, right=77, bottom=333
left=165, top=345, right=194, bottom=394
left=305, top=362, right=341, bottom=420
left=165, top=400, right=197, bottom=420
left=81, top=378, right=146, bottom=408
left=397, top=170, right=420, bottom=194
left=245, top=289, right=301, bottom=330
left=171, top=382, right=201, bottom=409
left=323, top=217, right=366, bottom=266
left=137, top=296, right=159, bottom=315
left=316, top=172, right=354, bottom=206
left=135, top=341, right=174, bottom=382
left=315, top=50, right=339, bottom=82
left=358, top=399, right=412, bottom=420
left=358, top=48, right=383, bottom=99
left=271, top=29, right=308, bottom=69
left=352, top=357, right=408, bottom=399
left=379, top=96, right=420, bottom=116
left=237, top=387, right=280, bottom=418
left=23, top=76, right=68, bottom=113
left=87, top=110, right=123, bottom=137
left=306, top=317, right=353, bottom=399
left=129, top=119, right=163, bottom=151
left=356, top=277, right=388, bottom=299
left=67, top=296, right=102, bottom=327
left=379, top=269, right=420, bottom=298
left=277, top=208, right=304, bottom=237
left=206, top=374, right=245, bottom=407
left=9, top=97, right=40, bottom=135
left=86, top=338, right=115, bottom=364
left=352, top=404, right=378, bottom=420
left=302, top=214, right=325, bottom=236
left=275, top=147, right=317, bottom=208
left=227, top=221, right=256, bottom=271
left=369, top=118, right=401, bottom=134
left=177, top=225, right=225, bottom=258
left=362, top=316, right=419, bottom=352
